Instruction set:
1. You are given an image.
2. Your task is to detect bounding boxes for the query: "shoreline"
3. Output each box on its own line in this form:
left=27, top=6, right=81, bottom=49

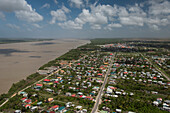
left=0, top=39, right=90, bottom=94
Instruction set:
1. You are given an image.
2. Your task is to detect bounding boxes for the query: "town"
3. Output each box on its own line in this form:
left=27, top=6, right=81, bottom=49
left=0, top=38, right=169, bottom=113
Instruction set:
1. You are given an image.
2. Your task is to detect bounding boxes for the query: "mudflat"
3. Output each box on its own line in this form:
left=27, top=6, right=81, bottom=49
left=0, top=39, right=90, bottom=94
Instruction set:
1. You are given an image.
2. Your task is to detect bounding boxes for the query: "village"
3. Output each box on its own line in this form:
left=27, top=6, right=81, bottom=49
left=0, top=39, right=169, bottom=113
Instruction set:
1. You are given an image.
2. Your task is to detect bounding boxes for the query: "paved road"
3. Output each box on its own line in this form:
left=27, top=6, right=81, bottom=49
left=91, top=54, right=115, bottom=113
left=140, top=53, right=170, bottom=81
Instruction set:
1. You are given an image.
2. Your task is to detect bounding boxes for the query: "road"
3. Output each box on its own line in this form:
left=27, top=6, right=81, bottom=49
left=91, top=54, right=115, bottom=113
left=140, top=53, right=170, bottom=81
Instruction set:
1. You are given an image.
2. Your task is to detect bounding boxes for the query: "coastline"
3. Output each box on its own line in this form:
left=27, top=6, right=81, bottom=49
left=0, top=39, right=90, bottom=94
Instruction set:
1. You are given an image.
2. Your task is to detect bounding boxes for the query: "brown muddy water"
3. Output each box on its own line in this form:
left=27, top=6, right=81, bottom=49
left=0, top=39, right=90, bottom=94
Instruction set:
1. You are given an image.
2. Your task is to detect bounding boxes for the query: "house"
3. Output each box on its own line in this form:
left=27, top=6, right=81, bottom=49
left=116, top=109, right=121, bottom=113
left=153, top=101, right=159, bottom=106
left=21, top=97, right=27, bottom=102
left=25, top=104, right=31, bottom=109
left=31, top=106, right=38, bottom=112
left=45, top=88, right=53, bottom=93
left=37, top=101, right=42, bottom=106
left=50, top=105, right=59, bottom=111
left=76, top=106, right=82, bottom=110
left=43, top=79, right=51, bottom=83
left=48, top=98, right=54, bottom=102
left=66, top=102, right=72, bottom=108
left=100, top=110, right=108, bottom=113
left=34, top=84, right=43, bottom=89
left=58, top=106, right=66, bottom=113
left=37, top=70, right=52, bottom=75
left=14, top=110, right=21, bottom=113
left=66, top=92, right=71, bottom=96
left=25, top=99, right=32, bottom=104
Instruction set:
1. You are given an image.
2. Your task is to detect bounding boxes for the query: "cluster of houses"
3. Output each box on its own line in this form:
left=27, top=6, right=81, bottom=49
left=153, top=98, right=170, bottom=112
left=14, top=51, right=113, bottom=112
left=12, top=50, right=169, bottom=113
left=151, top=55, right=170, bottom=74
left=99, top=54, right=169, bottom=113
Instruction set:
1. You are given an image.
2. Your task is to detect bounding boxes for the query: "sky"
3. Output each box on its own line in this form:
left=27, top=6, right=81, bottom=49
left=0, top=0, right=170, bottom=39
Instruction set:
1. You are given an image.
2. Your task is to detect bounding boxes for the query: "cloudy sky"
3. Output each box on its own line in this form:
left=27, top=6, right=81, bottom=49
left=0, top=0, right=170, bottom=39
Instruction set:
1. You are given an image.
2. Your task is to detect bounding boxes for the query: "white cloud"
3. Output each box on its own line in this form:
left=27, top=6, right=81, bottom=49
left=32, top=23, right=42, bottom=28
left=144, top=0, right=170, bottom=30
left=50, top=6, right=71, bottom=24
left=50, top=10, right=67, bottom=24
left=56, top=0, right=170, bottom=30
left=6, top=23, right=20, bottom=29
left=0, top=11, right=5, bottom=20
left=0, top=0, right=43, bottom=22
left=54, top=0, right=58, bottom=5
left=148, top=0, right=170, bottom=16
left=149, top=24, right=159, bottom=30
left=0, top=0, right=31, bottom=12
left=15, top=10, right=43, bottom=22
left=58, top=20, right=83, bottom=29
left=41, top=3, right=50, bottom=9
left=105, top=23, right=122, bottom=30
left=91, top=24, right=101, bottom=30
left=78, top=9, right=108, bottom=25
left=61, top=5, right=71, bottom=13
left=118, top=4, right=146, bottom=26
left=69, top=0, right=83, bottom=8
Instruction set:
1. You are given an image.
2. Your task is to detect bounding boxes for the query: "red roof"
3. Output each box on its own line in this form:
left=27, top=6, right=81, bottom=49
left=36, top=84, right=43, bottom=86
left=44, top=79, right=50, bottom=82
left=25, top=104, right=31, bottom=108
left=79, top=95, right=83, bottom=98
left=51, top=105, right=59, bottom=109
left=124, top=72, right=128, bottom=74
left=77, top=63, right=80, bottom=65
left=71, top=94, right=76, bottom=97
left=50, top=111, right=55, bottom=113
left=110, top=87, right=117, bottom=90
left=86, top=96, right=91, bottom=99
left=21, top=97, right=27, bottom=100
left=153, top=77, right=157, bottom=80
left=25, top=99, right=31, bottom=103
left=97, top=73, right=102, bottom=76
left=54, top=81, right=59, bottom=83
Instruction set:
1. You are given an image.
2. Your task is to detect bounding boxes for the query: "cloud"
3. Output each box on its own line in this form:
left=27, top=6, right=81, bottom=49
left=69, top=0, right=83, bottom=8
left=104, top=23, right=122, bottom=30
left=6, top=23, right=20, bottom=29
left=118, top=4, right=146, bottom=26
left=91, top=24, right=101, bottom=30
left=149, top=24, right=159, bottom=30
left=61, top=5, right=71, bottom=13
left=50, top=5, right=70, bottom=24
left=54, top=0, right=58, bottom=5
left=15, top=10, right=43, bottom=22
left=78, top=9, right=108, bottom=25
left=145, top=0, right=170, bottom=30
left=0, top=0, right=43, bottom=22
left=58, top=20, right=83, bottom=29
left=41, top=3, right=50, bottom=9
left=32, top=23, right=42, bottom=28
left=56, top=0, right=170, bottom=30
left=0, top=11, right=5, bottom=20
left=148, top=0, right=170, bottom=16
